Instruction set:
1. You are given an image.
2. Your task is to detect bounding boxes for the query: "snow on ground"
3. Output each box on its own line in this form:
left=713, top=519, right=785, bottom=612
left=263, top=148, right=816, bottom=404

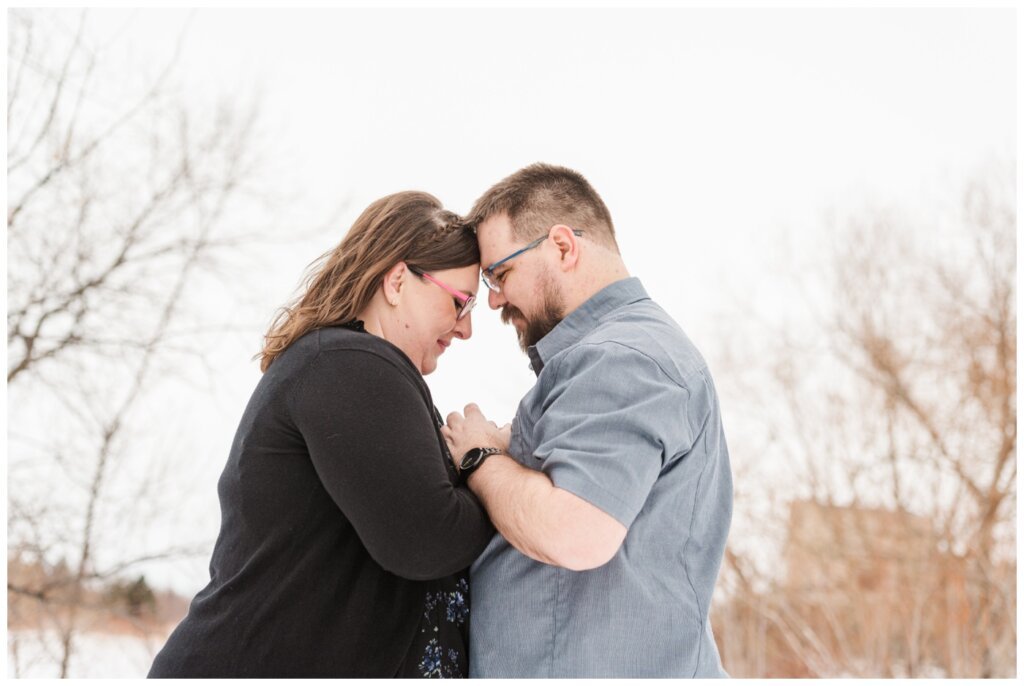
left=7, top=630, right=168, bottom=678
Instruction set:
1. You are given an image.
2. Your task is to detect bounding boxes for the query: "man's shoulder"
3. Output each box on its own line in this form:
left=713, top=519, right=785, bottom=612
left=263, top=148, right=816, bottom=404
left=567, top=300, right=708, bottom=387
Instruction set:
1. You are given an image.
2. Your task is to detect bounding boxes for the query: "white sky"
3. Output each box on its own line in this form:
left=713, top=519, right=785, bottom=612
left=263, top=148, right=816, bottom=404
left=10, top=6, right=1017, bottom=594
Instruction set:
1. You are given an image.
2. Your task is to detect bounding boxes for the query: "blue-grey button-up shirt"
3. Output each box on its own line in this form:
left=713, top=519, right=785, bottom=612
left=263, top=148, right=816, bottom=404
left=469, top=278, right=732, bottom=678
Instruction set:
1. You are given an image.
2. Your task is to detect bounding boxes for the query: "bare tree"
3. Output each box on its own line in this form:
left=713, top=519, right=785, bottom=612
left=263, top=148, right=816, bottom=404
left=712, top=162, right=1015, bottom=677
left=823, top=163, right=1016, bottom=676
left=7, top=9, right=266, bottom=677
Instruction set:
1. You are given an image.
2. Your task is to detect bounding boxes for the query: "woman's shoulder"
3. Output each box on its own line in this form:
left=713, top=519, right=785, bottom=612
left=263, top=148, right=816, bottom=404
left=279, top=327, right=432, bottom=415
left=274, top=325, right=422, bottom=388
left=316, top=326, right=416, bottom=371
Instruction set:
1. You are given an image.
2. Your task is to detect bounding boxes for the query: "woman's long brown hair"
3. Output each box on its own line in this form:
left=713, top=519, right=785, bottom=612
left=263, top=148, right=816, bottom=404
left=259, top=191, right=478, bottom=371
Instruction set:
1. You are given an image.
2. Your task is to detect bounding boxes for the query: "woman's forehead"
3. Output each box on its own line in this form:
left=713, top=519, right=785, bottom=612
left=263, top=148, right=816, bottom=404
left=431, top=264, right=480, bottom=295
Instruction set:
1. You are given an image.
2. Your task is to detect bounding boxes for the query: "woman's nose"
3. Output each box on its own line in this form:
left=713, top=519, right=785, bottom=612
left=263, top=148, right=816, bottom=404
left=452, top=311, right=473, bottom=340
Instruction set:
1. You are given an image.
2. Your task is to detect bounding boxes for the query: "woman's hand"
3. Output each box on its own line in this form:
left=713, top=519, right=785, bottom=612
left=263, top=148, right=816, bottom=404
left=442, top=404, right=510, bottom=469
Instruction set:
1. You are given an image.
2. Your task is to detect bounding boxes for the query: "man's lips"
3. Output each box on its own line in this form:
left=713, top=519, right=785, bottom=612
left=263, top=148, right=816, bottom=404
left=437, top=339, right=451, bottom=353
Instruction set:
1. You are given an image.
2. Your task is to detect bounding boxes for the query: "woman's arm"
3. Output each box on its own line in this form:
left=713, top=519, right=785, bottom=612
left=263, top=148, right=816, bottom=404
left=288, top=348, right=493, bottom=581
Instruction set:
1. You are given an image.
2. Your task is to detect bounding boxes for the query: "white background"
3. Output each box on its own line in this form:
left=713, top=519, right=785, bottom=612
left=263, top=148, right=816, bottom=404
left=8, top=5, right=1017, bottom=599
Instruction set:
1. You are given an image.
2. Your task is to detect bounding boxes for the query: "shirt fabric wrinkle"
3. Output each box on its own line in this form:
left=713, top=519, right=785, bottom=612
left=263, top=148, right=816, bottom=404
left=470, top=277, right=732, bottom=678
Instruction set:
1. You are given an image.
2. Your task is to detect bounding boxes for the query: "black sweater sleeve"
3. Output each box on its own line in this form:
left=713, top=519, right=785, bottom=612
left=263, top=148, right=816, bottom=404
left=288, top=348, right=493, bottom=581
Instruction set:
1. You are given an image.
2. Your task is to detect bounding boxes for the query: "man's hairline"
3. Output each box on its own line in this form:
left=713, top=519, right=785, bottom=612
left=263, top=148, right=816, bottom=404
left=474, top=207, right=617, bottom=257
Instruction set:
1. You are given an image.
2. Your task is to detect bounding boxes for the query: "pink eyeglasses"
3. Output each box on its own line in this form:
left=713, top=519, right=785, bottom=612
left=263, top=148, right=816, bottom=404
left=407, top=266, right=477, bottom=320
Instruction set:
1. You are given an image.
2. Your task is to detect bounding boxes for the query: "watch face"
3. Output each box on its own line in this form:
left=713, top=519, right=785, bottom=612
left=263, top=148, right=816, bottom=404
left=461, top=448, right=486, bottom=471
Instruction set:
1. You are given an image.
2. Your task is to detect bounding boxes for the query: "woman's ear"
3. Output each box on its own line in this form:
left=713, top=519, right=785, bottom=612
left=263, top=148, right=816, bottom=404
left=382, top=262, right=407, bottom=306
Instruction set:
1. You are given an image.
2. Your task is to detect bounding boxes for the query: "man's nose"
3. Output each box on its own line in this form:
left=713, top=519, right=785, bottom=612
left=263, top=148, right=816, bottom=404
left=488, top=288, right=506, bottom=310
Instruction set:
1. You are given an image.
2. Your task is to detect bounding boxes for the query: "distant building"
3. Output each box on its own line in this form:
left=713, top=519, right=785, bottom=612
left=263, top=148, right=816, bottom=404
left=784, top=500, right=939, bottom=599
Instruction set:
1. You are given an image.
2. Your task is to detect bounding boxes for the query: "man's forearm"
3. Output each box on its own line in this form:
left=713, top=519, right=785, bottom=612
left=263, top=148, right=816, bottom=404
left=466, top=455, right=623, bottom=571
left=466, top=455, right=563, bottom=565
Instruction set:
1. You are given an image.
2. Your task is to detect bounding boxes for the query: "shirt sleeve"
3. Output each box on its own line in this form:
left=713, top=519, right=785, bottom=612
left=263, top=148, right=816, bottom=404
left=288, top=348, right=494, bottom=581
left=535, top=341, right=702, bottom=528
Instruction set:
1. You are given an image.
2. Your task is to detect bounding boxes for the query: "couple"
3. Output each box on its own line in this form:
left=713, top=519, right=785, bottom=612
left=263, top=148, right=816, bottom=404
left=148, top=164, right=733, bottom=678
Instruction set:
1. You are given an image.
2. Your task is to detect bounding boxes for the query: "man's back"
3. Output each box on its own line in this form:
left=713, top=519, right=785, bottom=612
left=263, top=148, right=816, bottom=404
left=469, top=278, right=732, bottom=677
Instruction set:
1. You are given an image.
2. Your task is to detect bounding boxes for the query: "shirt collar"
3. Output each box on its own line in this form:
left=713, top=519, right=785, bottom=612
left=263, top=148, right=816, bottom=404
left=527, top=277, right=649, bottom=376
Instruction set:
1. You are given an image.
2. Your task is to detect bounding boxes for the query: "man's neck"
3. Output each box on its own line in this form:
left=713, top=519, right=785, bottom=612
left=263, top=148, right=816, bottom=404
left=562, top=258, right=631, bottom=317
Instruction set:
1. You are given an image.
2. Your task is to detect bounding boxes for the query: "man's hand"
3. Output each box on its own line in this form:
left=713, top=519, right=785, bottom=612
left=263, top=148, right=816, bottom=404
left=442, top=404, right=510, bottom=471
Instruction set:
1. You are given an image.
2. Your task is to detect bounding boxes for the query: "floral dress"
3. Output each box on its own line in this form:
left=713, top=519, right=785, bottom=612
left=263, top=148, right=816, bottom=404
left=397, top=574, right=471, bottom=678
left=395, top=371, right=475, bottom=678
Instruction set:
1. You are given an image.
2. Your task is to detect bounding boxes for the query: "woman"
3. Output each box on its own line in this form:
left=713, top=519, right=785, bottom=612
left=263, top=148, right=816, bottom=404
left=149, top=192, right=493, bottom=677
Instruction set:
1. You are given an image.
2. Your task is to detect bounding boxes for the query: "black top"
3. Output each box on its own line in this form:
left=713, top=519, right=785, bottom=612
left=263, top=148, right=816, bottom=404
left=148, top=325, right=494, bottom=677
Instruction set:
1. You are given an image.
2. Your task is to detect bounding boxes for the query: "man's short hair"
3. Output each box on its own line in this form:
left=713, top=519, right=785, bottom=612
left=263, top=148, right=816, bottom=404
left=467, top=163, right=618, bottom=251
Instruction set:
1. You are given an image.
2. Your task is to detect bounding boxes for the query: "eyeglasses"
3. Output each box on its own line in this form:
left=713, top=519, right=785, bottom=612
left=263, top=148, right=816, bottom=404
left=481, top=228, right=583, bottom=293
left=407, top=266, right=477, bottom=320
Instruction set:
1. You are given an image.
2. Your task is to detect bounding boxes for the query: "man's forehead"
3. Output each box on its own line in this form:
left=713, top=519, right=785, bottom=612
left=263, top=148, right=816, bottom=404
left=476, top=214, right=515, bottom=264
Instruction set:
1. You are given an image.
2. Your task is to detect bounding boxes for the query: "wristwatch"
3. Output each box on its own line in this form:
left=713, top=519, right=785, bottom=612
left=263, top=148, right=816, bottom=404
left=458, top=447, right=503, bottom=485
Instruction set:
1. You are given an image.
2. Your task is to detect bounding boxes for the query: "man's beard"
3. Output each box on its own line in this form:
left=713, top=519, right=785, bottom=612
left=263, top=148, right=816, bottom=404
left=500, top=273, right=566, bottom=353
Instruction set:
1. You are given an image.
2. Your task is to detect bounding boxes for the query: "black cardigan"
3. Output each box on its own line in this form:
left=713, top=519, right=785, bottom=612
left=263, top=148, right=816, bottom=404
left=148, top=326, right=494, bottom=677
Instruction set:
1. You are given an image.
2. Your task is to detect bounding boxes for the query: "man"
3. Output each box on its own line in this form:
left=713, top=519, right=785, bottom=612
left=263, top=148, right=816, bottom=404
left=443, top=163, right=733, bottom=678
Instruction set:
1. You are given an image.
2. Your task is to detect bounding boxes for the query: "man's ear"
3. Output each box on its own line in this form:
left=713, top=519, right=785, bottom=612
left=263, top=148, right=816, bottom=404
left=382, top=262, right=407, bottom=306
left=549, top=224, right=580, bottom=271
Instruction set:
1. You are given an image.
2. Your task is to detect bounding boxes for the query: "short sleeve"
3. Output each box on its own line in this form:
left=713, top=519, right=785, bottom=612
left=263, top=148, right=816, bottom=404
left=535, top=342, right=697, bottom=528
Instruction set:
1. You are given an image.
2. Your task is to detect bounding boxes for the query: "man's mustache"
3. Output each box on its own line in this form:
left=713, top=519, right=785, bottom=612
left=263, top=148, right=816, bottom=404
left=500, top=306, right=524, bottom=325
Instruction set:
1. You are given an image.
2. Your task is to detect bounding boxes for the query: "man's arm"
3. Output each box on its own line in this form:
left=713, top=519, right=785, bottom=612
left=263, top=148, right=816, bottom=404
left=443, top=403, right=626, bottom=571
left=466, top=454, right=626, bottom=571
left=446, top=343, right=696, bottom=572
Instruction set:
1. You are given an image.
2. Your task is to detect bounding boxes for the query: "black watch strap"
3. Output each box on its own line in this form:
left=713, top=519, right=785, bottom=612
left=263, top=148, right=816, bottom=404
left=458, top=447, right=502, bottom=485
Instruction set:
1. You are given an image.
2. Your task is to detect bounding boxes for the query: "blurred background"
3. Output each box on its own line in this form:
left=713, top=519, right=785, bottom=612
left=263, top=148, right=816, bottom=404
left=5, top=6, right=1016, bottom=678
